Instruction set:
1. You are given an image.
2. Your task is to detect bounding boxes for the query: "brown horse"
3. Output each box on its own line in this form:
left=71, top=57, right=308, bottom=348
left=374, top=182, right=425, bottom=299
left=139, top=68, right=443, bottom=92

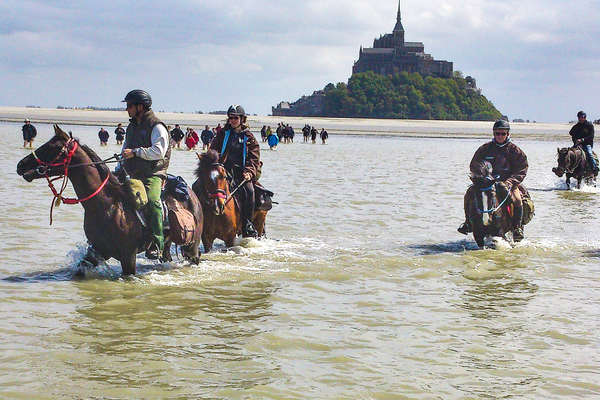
left=192, top=150, right=268, bottom=252
left=552, top=146, right=598, bottom=189
left=464, top=161, right=521, bottom=248
left=16, top=125, right=203, bottom=275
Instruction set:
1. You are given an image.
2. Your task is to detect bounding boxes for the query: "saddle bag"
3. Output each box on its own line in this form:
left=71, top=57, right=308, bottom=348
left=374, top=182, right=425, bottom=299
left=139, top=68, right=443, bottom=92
left=522, top=196, right=535, bottom=225
left=126, top=178, right=148, bottom=210
left=164, top=197, right=195, bottom=245
left=254, top=183, right=274, bottom=211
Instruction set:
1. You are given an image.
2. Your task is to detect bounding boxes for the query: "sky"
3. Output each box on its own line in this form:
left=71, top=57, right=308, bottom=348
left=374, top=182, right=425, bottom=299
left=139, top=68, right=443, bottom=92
left=1, top=0, right=599, bottom=122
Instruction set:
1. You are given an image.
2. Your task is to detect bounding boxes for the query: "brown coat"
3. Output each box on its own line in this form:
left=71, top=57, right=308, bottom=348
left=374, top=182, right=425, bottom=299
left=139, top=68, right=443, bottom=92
left=210, top=128, right=261, bottom=181
left=470, top=140, right=528, bottom=189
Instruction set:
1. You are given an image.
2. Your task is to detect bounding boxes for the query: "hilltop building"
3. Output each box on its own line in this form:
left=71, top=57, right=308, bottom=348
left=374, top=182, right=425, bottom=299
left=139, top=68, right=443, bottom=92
left=352, top=1, right=452, bottom=78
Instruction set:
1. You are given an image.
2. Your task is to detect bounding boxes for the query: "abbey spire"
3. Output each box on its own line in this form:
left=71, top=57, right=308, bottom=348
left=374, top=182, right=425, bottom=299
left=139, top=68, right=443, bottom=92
left=393, top=0, right=404, bottom=33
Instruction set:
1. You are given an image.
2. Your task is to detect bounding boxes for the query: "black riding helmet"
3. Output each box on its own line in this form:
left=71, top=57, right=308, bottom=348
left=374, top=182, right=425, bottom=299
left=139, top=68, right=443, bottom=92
left=577, top=110, right=586, bottom=118
left=227, top=105, right=246, bottom=117
left=122, top=89, right=152, bottom=108
left=493, top=119, right=510, bottom=131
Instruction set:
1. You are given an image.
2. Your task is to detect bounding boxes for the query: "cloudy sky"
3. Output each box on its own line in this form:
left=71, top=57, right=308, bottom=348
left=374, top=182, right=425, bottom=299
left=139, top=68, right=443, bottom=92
left=1, top=0, right=599, bottom=122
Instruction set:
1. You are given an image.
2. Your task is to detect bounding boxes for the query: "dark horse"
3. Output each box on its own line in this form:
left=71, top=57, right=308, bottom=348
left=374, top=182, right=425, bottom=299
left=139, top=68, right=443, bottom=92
left=552, top=146, right=598, bottom=189
left=16, top=125, right=203, bottom=275
left=464, top=161, right=520, bottom=248
left=192, top=150, right=269, bottom=252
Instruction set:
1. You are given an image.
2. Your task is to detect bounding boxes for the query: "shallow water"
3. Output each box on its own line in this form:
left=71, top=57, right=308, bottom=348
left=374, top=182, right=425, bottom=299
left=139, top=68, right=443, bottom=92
left=1, top=122, right=600, bottom=399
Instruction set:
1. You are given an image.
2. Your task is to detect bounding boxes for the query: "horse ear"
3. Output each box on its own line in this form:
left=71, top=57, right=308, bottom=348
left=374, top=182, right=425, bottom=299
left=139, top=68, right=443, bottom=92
left=557, top=147, right=560, bottom=153
left=54, top=124, right=70, bottom=140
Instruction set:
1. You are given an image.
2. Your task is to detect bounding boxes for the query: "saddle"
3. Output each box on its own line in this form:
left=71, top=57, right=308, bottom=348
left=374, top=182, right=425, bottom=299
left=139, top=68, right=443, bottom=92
left=124, top=174, right=196, bottom=246
left=228, top=179, right=275, bottom=212
left=574, top=145, right=599, bottom=172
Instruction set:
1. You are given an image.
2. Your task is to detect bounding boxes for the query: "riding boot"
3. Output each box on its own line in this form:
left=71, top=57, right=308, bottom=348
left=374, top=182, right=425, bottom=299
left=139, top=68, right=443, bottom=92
left=457, top=220, right=472, bottom=235
left=512, top=204, right=524, bottom=242
left=239, top=181, right=258, bottom=238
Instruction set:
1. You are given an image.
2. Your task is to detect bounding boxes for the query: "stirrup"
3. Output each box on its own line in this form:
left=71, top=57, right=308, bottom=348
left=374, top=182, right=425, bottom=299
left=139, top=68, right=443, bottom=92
left=457, top=222, right=471, bottom=235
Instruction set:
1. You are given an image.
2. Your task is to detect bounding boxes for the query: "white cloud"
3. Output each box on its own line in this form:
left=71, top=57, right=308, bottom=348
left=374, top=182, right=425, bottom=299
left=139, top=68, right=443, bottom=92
left=0, top=0, right=599, bottom=121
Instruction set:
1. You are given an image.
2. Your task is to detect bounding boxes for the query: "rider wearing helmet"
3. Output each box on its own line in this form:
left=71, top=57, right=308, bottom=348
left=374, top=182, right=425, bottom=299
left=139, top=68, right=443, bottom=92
left=210, top=105, right=261, bottom=238
left=458, top=120, right=529, bottom=242
left=120, top=89, right=171, bottom=259
left=569, top=111, right=597, bottom=172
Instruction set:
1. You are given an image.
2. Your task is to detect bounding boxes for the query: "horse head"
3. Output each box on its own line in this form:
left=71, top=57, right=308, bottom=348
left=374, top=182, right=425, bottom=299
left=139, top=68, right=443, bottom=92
left=468, top=161, right=509, bottom=227
left=194, top=149, right=229, bottom=215
left=469, top=160, right=495, bottom=189
left=17, top=125, right=75, bottom=182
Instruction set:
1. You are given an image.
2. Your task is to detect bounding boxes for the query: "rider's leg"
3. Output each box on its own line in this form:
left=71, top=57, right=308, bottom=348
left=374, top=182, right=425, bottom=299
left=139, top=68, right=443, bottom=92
left=511, top=188, right=524, bottom=241
left=239, top=181, right=257, bottom=237
left=584, top=144, right=598, bottom=172
left=458, top=186, right=474, bottom=234
left=144, top=176, right=164, bottom=258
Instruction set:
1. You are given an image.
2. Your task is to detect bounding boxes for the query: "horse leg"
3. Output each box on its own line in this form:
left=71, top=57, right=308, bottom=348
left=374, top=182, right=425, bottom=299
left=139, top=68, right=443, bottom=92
left=182, top=240, right=200, bottom=265
left=161, top=239, right=173, bottom=263
left=472, top=225, right=485, bottom=249
left=201, top=232, right=214, bottom=253
left=253, top=210, right=267, bottom=237
left=566, top=175, right=571, bottom=189
left=120, top=251, right=137, bottom=276
left=74, top=245, right=104, bottom=277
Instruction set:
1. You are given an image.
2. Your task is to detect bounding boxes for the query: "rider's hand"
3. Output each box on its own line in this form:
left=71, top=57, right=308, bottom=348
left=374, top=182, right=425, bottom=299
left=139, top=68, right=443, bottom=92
left=576, top=138, right=583, bottom=144
left=122, top=148, right=135, bottom=159
left=242, top=172, right=252, bottom=181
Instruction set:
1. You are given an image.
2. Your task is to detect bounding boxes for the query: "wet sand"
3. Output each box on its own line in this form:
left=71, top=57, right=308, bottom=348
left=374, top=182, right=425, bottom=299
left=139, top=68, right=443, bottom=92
left=0, top=106, right=572, bottom=139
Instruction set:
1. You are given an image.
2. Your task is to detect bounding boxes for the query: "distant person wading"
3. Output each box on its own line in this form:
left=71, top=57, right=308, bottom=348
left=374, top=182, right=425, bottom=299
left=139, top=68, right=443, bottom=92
left=22, top=119, right=37, bottom=148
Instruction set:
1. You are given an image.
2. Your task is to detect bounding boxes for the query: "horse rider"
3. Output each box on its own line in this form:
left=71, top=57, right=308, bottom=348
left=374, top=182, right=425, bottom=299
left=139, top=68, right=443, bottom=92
left=119, top=89, right=171, bottom=259
left=457, top=120, right=529, bottom=242
left=210, top=105, right=261, bottom=238
left=22, top=118, right=37, bottom=148
left=569, top=111, right=598, bottom=173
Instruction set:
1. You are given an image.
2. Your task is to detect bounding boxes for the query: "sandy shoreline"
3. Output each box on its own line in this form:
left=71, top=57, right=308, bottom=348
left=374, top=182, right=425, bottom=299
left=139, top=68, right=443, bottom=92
left=0, top=106, right=572, bottom=139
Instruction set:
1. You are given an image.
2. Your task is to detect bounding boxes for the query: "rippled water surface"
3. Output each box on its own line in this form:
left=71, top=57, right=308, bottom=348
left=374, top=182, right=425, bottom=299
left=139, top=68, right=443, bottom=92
left=1, top=122, right=600, bottom=399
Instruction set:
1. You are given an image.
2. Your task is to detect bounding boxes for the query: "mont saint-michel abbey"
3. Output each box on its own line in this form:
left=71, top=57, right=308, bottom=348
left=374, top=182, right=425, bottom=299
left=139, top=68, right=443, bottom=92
left=352, top=1, right=453, bottom=78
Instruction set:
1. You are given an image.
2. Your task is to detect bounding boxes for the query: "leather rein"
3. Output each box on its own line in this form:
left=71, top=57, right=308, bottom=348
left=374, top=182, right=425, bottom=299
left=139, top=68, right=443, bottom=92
left=32, top=138, right=113, bottom=224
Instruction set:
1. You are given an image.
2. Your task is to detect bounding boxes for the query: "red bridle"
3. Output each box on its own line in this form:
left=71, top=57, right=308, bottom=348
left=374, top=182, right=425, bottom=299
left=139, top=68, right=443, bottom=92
left=207, top=190, right=227, bottom=200
left=32, top=138, right=109, bottom=224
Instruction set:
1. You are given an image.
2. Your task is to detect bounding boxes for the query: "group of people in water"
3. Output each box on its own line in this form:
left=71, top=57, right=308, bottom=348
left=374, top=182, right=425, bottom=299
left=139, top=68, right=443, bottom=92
left=89, top=121, right=330, bottom=153
left=21, top=89, right=595, bottom=253
left=258, top=123, right=329, bottom=146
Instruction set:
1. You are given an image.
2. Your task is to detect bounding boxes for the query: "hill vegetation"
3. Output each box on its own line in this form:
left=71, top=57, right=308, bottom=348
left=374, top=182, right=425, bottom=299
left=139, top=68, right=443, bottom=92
left=320, top=71, right=502, bottom=120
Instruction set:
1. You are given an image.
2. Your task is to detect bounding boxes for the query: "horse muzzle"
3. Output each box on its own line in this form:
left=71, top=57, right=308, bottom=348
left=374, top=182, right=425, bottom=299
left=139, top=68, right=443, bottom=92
left=16, top=159, right=41, bottom=182
left=552, top=167, right=564, bottom=177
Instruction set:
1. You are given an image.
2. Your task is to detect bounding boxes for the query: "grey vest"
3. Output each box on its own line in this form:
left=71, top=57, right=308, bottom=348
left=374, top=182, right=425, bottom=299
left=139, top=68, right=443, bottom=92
left=124, top=110, right=171, bottom=179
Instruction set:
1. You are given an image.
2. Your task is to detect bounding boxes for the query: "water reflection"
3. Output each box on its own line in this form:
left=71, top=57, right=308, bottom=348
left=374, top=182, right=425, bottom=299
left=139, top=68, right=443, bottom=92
left=55, top=280, right=279, bottom=392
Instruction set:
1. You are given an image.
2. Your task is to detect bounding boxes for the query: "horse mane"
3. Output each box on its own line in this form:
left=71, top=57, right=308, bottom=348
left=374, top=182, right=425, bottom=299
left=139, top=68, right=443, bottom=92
left=78, top=141, right=128, bottom=201
left=471, top=160, right=492, bottom=178
left=195, top=149, right=220, bottom=178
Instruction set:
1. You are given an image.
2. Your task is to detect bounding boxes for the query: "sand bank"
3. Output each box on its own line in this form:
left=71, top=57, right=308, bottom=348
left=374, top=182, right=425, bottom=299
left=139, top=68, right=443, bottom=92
left=0, top=106, right=571, bottom=139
